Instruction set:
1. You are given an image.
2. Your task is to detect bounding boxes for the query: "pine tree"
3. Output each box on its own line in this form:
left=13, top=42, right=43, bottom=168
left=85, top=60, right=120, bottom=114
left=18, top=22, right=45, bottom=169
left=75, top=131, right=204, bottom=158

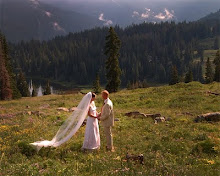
left=0, top=42, right=12, bottom=100
left=93, top=73, right=101, bottom=94
left=1, top=35, right=21, bottom=99
left=17, top=71, right=30, bottom=97
left=32, top=84, right=37, bottom=97
left=104, top=27, right=122, bottom=93
left=169, top=65, right=179, bottom=85
left=185, top=70, right=193, bottom=83
left=213, top=50, right=220, bottom=82
left=205, top=57, right=213, bottom=84
left=44, top=80, right=51, bottom=95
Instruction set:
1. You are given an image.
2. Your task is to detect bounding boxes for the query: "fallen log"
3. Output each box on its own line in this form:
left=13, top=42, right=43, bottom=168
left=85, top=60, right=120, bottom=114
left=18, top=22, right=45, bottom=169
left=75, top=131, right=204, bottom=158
left=125, top=111, right=161, bottom=119
left=194, top=112, right=220, bottom=122
left=207, top=91, right=219, bottom=96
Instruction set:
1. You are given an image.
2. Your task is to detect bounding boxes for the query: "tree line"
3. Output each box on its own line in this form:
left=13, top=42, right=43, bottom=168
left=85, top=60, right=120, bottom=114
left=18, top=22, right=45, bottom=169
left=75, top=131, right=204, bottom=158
left=9, top=20, right=220, bottom=88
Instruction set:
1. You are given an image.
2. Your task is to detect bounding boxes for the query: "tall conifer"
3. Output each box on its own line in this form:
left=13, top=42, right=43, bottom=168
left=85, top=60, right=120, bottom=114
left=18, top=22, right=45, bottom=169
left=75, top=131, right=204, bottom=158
left=104, top=27, right=121, bottom=93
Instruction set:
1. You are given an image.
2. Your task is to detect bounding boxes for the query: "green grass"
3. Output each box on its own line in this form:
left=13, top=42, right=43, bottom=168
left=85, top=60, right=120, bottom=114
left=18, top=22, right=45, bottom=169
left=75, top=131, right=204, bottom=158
left=0, top=82, right=220, bottom=175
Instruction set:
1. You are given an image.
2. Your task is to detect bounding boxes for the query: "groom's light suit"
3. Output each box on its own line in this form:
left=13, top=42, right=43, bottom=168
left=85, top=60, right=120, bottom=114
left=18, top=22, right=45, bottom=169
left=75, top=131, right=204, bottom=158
left=100, top=98, right=114, bottom=149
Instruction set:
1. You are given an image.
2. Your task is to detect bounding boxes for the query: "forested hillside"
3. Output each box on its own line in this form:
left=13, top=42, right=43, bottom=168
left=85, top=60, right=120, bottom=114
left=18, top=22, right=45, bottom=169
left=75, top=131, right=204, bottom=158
left=9, top=11, right=220, bottom=86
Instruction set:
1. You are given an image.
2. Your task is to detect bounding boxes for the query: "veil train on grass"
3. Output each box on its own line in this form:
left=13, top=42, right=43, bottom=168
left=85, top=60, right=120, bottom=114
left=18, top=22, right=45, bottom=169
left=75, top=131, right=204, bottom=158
left=30, top=92, right=92, bottom=151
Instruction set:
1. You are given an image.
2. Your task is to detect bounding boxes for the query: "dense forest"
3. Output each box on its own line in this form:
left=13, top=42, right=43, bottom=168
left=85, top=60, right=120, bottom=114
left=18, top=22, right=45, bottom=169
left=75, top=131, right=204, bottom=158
left=9, top=12, right=220, bottom=86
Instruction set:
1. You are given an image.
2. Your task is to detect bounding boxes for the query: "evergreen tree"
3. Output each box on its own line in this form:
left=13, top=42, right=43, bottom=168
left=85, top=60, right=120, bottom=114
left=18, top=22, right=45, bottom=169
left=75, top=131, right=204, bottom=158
left=1, top=35, right=21, bottom=99
left=185, top=70, right=193, bottom=83
left=205, top=57, right=213, bottom=83
left=169, top=65, right=179, bottom=85
left=93, top=73, right=101, bottom=94
left=32, top=84, right=37, bottom=97
left=213, top=50, right=220, bottom=82
left=104, top=27, right=122, bottom=93
left=44, top=80, right=51, bottom=95
left=0, top=43, right=12, bottom=100
left=17, top=71, right=30, bottom=97
left=214, top=37, right=219, bottom=50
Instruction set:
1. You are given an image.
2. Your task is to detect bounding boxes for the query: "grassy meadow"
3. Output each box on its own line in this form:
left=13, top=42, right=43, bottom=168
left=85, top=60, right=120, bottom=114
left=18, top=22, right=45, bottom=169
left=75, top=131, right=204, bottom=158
left=0, top=82, right=220, bottom=175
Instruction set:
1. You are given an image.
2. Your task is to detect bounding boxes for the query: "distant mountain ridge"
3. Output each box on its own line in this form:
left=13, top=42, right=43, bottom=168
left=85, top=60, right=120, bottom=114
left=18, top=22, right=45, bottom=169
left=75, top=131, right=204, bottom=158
left=199, top=9, right=220, bottom=24
left=0, top=0, right=220, bottom=43
left=0, top=0, right=102, bottom=42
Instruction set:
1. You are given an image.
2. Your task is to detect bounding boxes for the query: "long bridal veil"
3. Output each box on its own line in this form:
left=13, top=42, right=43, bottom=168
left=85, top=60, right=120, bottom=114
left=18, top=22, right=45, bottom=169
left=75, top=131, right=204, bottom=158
left=30, top=92, right=92, bottom=151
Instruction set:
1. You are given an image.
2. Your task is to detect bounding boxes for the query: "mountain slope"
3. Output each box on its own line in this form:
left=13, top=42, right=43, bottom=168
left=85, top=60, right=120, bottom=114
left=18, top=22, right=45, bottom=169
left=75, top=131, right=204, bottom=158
left=199, top=9, right=220, bottom=25
left=0, top=0, right=102, bottom=42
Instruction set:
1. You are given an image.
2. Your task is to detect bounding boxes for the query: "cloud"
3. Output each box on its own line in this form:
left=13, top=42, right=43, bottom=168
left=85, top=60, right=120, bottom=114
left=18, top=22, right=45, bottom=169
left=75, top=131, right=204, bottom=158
left=141, top=8, right=151, bottom=18
left=132, top=7, right=175, bottom=21
left=132, top=11, right=139, bottom=17
left=132, top=8, right=151, bottom=19
left=99, top=13, right=113, bottom=26
left=154, top=8, right=175, bottom=20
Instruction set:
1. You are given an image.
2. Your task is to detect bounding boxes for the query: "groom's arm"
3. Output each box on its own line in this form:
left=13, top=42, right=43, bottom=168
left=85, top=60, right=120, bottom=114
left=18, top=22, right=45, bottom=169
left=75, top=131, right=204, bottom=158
left=100, top=104, right=111, bottom=121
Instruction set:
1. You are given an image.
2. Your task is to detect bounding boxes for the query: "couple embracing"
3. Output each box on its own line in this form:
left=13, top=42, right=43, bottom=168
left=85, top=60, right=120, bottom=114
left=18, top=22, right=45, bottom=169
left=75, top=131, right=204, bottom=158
left=82, top=90, right=114, bottom=152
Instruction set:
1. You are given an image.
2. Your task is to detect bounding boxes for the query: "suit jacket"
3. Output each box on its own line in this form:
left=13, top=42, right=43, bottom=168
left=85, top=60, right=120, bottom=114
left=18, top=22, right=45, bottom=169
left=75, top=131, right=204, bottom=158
left=100, top=98, right=114, bottom=127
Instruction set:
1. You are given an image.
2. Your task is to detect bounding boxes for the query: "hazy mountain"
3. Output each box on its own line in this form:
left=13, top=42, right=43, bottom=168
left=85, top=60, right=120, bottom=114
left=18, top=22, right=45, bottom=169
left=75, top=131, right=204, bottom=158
left=0, top=0, right=220, bottom=42
left=41, top=0, right=220, bottom=25
left=0, top=0, right=102, bottom=42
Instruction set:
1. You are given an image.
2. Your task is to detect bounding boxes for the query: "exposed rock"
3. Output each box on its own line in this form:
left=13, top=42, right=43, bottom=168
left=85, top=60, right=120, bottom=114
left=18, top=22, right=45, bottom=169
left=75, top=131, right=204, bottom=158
left=57, top=107, right=69, bottom=112
left=194, top=112, right=220, bottom=122
left=125, top=153, right=144, bottom=165
left=154, top=117, right=166, bottom=124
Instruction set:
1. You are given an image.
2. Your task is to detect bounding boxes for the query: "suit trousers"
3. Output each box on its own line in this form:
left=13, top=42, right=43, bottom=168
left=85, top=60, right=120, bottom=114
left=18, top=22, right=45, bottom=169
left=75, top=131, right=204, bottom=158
left=103, top=126, right=113, bottom=149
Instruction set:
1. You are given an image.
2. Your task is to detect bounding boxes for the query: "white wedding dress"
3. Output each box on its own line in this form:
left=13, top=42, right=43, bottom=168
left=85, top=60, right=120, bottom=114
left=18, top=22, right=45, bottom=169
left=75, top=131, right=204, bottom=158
left=82, top=101, right=100, bottom=150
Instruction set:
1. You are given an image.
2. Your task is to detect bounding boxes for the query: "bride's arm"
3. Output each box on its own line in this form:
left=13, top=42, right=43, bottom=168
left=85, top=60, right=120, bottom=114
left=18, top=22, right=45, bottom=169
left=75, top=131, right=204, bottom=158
left=88, top=108, right=97, bottom=118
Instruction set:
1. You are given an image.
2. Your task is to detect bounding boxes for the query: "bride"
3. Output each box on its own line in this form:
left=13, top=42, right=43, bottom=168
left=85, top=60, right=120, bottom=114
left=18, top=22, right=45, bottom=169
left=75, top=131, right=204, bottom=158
left=30, top=92, right=100, bottom=151
left=82, top=93, right=100, bottom=151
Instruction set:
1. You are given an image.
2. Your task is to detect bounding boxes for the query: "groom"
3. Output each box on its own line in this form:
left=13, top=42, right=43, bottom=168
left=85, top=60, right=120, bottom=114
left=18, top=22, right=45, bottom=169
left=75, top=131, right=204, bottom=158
left=98, top=90, right=114, bottom=152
